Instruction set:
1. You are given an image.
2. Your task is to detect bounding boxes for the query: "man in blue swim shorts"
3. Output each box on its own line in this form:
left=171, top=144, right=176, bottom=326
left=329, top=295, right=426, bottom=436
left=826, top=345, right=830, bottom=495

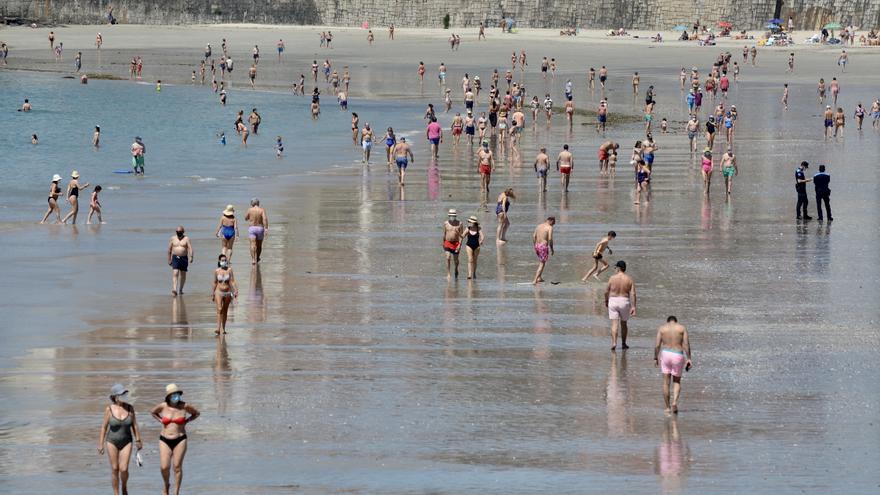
left=392, top=137, right=414, bottom=185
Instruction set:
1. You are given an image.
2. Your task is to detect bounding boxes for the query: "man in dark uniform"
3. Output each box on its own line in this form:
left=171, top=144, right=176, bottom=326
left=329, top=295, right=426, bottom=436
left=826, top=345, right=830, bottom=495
left=795, top=161, right=812, bottom=220
left=813, top=164, right=832, bottom=221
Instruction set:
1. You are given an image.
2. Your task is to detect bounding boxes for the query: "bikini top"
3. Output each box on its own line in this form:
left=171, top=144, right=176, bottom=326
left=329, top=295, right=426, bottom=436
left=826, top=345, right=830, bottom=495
left=217, top=272, right=230, bottom=282
left=161, top=416, right=187, bottom=425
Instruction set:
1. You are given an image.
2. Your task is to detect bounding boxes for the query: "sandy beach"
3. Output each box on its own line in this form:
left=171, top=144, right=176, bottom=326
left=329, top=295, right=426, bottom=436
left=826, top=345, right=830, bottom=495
left=1, top=23, right=879, bottom=493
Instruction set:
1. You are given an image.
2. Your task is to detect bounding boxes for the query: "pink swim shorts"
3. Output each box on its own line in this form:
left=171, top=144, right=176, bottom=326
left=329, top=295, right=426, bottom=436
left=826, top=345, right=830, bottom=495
left=534, top=243, right=549, bottom=263
left=607, top=296, right=631, bottom=321
left=660, top=349, right=686, bottom=377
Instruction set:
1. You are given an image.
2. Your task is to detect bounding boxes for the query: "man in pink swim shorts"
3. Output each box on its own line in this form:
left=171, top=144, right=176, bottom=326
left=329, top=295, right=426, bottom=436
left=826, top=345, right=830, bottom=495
left=654, top=316, right=692, bottom=415
left=531, top=216, right=555, bottom=284
left=604, top=260, right=636, bottom=350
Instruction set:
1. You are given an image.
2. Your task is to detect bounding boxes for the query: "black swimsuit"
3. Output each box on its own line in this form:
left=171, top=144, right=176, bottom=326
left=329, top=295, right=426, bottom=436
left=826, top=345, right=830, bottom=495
left=70, top=185, right=79, bottom=197
left=49, top=184, right=60, bottom=203
left=465, top=230, right=481, bottom=249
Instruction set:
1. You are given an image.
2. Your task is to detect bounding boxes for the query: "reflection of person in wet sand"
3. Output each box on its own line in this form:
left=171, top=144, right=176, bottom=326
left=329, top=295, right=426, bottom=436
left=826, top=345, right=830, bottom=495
left=654, top=316, right=692, bottom=415
left=604, top=260, right=636, bottom=350
left=583, top=231, right=616, bottom=281
left=655, top=417, right=689, bottom=487
left=532, top=217, right=555, bottom=284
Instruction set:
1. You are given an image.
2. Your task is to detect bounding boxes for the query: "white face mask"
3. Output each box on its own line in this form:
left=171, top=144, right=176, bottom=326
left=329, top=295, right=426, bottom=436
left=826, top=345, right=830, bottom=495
left=219, top=261, right=228, bottom=268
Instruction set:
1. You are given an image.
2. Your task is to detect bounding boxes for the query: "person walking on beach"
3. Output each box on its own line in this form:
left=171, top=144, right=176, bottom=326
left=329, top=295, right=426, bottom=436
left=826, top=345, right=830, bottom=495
left=41, top=174, right=63, bottom=224
left=427, top=117, right=443, bottom=158
left=393, top=137, right=414, bottom=186
left=212, top=254, right=238, bottom=334
left=654, top=316, right=692, bottom=415
left=532, top=217, right=555, bottom=284
left=131, top=137, right=145, bottom=175
left=557, top=144, right=574, bottom=192
left=98, top=384, right=143, bottom=495
left=476, top=140, right=495, bottom=202
left=495, top=188, right=514, bottom=243
left=813, top=165, right=832, bottom=221
left=605, top=260, right=636, bottom=350
left=245, top=198, right=269, bottom=264
left=168, top=226, right=193, bottom=296
left=215, top=205, right=238, bottom=260
left=582, top=231, right=616, bottom=281
left=361, top=123, right=374, bottom=163
left=534, top=148, right=550, bottom=192
left=442, top=209, right=465, bottom=280
left=151, top=384, right=200, bottom=495
left=86, top=185, right=103, bottom=224
left=61, top=171, right=90, bottom=224
left=464, top=216, right=484, bottom=280
left=795, top=161, right=812, bottom=220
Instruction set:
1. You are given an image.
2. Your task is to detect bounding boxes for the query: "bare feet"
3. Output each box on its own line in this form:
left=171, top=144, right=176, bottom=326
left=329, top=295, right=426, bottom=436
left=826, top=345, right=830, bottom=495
left=214, top=329, right=221, bottom=335
left=593, top=274, right=600, bottom=280
left=621, top=343, right=629, bottom=350
left=672, top=404, right=678, bottom=414
left=171, top=290, right=177, bottom=296
left=664, top=408, right=672, bottom=416
left=610, top=345, right=616, bottom=351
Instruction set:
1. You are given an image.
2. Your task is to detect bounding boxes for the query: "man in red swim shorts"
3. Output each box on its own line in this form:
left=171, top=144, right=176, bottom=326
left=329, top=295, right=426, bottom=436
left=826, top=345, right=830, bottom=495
left=442, top=209, right=465, bottom=279
left=557, top=144, right=574, bottom=192
left=476, top=140, right=495, bottom=202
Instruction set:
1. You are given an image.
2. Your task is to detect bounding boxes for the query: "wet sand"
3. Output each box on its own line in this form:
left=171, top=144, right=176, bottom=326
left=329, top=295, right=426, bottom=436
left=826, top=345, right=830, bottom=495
left=1, top=25, right=880, bottom=493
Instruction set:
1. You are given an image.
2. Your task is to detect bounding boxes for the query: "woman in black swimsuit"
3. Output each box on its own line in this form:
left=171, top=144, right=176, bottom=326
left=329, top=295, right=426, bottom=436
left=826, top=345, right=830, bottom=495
left=464, top=216, right=484, bottom=280
left=41, top=174, right=63, bottom=224
left=98, top=384, right=143, bottom=495
left=495, top=188, right=515, bottom=242
left=61, top=170, right=90, bottom=224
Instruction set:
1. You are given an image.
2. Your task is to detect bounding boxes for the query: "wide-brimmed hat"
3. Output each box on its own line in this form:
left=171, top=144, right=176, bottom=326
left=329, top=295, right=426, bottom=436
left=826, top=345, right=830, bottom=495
left=223, top=205, right=235, bottom=216
left=71, top=170, right=80, bottom=178
left=467, top=215, right=479, bottom=224
left=165, top=383, right=183, bottom=397
left=52, top=174, right=62, bottom=182
left=447, top=208, right=457, bottom=216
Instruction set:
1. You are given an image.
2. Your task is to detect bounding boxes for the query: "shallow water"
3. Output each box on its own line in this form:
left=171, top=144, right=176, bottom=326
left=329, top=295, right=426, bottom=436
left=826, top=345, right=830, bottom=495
left=1, top=47, right=879, bottom=494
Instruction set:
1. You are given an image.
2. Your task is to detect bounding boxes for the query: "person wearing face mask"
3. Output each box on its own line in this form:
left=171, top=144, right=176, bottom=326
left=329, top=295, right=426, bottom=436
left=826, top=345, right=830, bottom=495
left=151, top=384, right=200, bottom=495
left=212, top=254, right=238, bottom=335
left=168, top=226, right=193, bottom=296
left=98, top=384, right=143, bottom=495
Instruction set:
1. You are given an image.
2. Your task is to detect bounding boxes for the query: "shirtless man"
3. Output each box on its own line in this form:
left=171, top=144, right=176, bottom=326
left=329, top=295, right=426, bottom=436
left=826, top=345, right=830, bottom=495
left=21, top=99, right=32, bottom=112
left=476, top=141, right=495, bottom=201
left=245, top=198, right=269, bottom=264
left=632, top=72, right=640, bottom=94
left=393, top=137, right=414, bottom=185
left=532, top=217, right=555, bottom=284
left=598, top=66, right=608, bottom=89
left=556, top=144, right=574, bottom=192
left=604, top=260, right=636, bottom=350
left=442, top=209, right=465, bottom=280
left=597, top=140, right=617, bottom=175
left=511, top=108, right=525, bottom=147
left=564, top=99, right=575, bottom=128
left=686, top=114, right=699, bottom=152
left=534, top=147, right=550, bottom=192
left=823, top=105, right=834, bottom=139
left=582, top=231, right=616, bottom=281
left=597, top=99, right=608, bottom=133
left=168, top=226, right=194, bottom=296
left=654, top=316, right=692, bottom=415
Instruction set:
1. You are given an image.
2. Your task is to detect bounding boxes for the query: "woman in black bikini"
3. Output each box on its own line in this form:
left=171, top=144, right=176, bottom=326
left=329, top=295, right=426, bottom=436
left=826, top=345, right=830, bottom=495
left=98, top=384, right=143, bottom=495
left=41, top=174, right=63, bottom=224
left=61, top=170, right=90, bottom=224
left=151, top=383, right=200, bottom=495
left=464, top=216, right=484, bottom=279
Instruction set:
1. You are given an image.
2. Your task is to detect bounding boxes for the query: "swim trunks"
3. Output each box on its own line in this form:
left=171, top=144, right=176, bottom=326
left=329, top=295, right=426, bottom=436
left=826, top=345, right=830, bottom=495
left=660, top=349, right=686, bottom=377
left=465, top=126, right=475, bottom=135
left=396, top=157, right=408, bottom=169
left=362, top=140, right=372, bottom=150
left=824, top=119, right=833, bottom=127
left=536, top=168, right=548, bottom=178
left=688, top=130, right=697, bottom=140
left=559, top=166, right=572, bottom=175
left=722, top=166, right=735, bottom=178
left=479, top=164, right=491, bottom=175
left=592, top=253, right=603, bottom=260
left=598, top=114, right=607, bottom=123
left=248, top=225, right=265, bottom=240
left=534, top=243, right=549, bottom=263
left=598, top=149, right=608, bottom=160
left=607, top=296, right=631, bottom=321
left=465, top=101, right=474, bottom=110
left=600, top=75, right=607, bottom=83
left=429, top=138, right=440, bottom=145
left=443, top=240, right=460, bottom=253
left=171, top=255, right=188, bottom=272
left=644, top=153, right=654, bottom=165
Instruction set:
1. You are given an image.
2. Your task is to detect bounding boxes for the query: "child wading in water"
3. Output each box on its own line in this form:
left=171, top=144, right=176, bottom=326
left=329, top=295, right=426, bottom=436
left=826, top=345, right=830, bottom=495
left=87, top=185, right=103, bottom=224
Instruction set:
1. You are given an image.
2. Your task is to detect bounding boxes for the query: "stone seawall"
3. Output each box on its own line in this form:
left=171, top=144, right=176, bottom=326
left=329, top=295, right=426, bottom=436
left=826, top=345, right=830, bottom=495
left=2, top=0, right=878, bottom=30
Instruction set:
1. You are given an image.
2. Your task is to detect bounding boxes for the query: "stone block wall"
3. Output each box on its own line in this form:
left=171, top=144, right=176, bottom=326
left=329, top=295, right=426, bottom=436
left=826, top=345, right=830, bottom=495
left=2, top=0, right=878, bottom=30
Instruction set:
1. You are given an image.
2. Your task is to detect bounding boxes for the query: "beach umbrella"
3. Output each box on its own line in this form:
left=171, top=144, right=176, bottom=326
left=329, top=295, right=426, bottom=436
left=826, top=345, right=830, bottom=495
left=672, top=25, right=688, bottom=31
left=823, top=22, right=842, bottom=30
left=717, top=21, right=732, bottom=28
